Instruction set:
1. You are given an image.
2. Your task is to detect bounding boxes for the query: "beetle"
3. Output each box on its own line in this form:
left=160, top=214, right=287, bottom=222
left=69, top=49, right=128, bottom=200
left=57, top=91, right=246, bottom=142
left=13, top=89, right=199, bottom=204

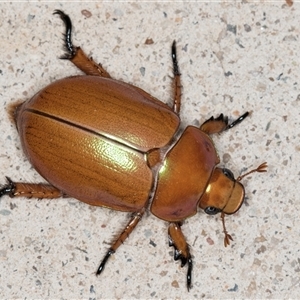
left=0, top=10, right=267, bottom=290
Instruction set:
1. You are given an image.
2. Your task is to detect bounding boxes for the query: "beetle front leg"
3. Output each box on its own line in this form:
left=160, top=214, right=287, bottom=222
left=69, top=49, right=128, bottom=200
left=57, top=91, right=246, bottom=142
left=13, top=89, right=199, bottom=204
left=0, top=177, right=65, bottom=199
left=53, top=10, right=111, bottom=78
left=96, top=207, right=145, bottom=276
left=168, top=222, right=193, bottom=291
left=200, top=112, right=249, bottom=135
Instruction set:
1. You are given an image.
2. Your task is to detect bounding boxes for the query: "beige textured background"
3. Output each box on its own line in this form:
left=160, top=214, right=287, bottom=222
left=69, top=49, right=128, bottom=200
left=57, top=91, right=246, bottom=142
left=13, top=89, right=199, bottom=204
left=0, top=1, right=299, bottom=299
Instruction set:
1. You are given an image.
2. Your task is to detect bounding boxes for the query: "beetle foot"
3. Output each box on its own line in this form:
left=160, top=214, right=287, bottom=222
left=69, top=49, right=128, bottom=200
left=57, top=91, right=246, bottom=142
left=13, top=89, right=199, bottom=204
left=0, top=177, right=16, bottom=198
left=53, top=9, right=76, bottom=59
left=171, top=41, right=180, bottom=77
left=96, top=248, right=115, bottom=276
left=169, top=239, right=193, bottom=291
left=186, top=257, right=193, bottom=291
left=226, top=111, right=249, bottom=129
left=171, top=40, right=182, bottom=115
left=168, top=222, right=193, bottom=290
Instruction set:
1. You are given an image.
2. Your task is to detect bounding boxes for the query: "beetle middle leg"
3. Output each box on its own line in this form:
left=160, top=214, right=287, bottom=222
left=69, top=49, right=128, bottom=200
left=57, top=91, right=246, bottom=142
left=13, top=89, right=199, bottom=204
left=96, top=207, right=146, bottom=276
left=171, top=41, right=182, bottom=115
left=54, top=10, right=111, bottom=78
left=168, top=222, right=193, bottom=291
left=200, top=112, right=249, bottom=135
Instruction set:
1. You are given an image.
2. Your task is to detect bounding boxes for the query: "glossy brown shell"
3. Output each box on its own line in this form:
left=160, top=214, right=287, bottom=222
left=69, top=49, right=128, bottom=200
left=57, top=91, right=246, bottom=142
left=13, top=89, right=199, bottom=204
left=16, top=76, right=180, bottom=211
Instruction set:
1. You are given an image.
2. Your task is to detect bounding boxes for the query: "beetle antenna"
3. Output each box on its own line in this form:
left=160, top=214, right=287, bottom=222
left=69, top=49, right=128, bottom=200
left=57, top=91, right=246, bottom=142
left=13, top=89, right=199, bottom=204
left=237, top=162, right=268, bottom=182
left=221, top=212, right=233, bottom=247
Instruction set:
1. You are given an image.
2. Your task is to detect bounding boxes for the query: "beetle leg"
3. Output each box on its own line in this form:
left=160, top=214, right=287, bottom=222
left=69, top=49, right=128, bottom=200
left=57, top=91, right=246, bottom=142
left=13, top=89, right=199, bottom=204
left=96, top=208, right=145, bottom=276
left=226, top=111, right=249, bottom=129
left=0, top=177, right=65, bottom=199
left=168, top=222, right=193, bottom=291
left=53, top=10, right=111, bottom=78
left=200, top=113, right=228, bottom=134
left=200, top=112, right=249, bottom=134
left=171, top=41, right=182, bottom=115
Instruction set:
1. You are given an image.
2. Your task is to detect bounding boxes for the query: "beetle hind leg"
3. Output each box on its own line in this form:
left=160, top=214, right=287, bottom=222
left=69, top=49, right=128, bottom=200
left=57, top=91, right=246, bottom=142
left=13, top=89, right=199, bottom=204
left=96, top=208, right=145, bottom=276
left=168, top=222, right=193, bottom=291
left=200, top=112, right=249, bottom=134
left=54, top=9, right=111, bottom=78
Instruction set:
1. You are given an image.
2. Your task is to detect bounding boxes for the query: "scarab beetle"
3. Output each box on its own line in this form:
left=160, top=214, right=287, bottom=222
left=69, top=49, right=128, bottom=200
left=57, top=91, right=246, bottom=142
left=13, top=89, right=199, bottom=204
left=0, top=10, right=267, bottom=290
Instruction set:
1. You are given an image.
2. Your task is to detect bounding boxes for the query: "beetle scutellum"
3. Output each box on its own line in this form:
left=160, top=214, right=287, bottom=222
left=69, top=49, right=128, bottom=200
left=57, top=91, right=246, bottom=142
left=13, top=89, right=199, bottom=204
left=0, top=10, right=267, bottom=290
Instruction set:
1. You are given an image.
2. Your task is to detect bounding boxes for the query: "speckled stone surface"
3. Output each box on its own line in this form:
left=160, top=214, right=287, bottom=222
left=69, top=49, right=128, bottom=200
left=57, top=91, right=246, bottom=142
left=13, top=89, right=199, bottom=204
left=0, top=1, right=299, bottom=299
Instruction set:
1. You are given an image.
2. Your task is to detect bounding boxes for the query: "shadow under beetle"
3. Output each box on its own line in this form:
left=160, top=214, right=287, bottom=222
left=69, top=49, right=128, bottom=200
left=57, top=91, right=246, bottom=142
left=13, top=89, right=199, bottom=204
left=0, top=10, right=267, bottom=290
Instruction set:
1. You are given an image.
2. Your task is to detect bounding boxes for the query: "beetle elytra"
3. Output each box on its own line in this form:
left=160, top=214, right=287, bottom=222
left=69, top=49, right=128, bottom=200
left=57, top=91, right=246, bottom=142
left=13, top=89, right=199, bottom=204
left=0, top=10, right=267, bottom=290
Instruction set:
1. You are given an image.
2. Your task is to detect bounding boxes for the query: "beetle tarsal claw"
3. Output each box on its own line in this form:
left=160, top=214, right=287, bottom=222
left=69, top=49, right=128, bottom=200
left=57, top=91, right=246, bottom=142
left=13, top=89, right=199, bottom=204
left=237, top=162, right=268, bottom=182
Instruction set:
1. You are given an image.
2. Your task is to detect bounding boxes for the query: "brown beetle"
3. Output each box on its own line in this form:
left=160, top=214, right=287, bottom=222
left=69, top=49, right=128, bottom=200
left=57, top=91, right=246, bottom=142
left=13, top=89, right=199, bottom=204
left=0, top=10, right=267, bottom=290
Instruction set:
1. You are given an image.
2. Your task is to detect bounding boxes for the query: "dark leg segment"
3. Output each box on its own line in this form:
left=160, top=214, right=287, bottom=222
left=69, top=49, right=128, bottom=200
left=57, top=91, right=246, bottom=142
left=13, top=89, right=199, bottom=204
left=54, top=10, right=111, bottom=78
left=53, top=9, right=75, bottom=58
left=168, top=222, right=193, bottom=291
left=0, top=177, right=65, bottom=199
left=171, top=41, right=182, bottom=115
left=200, top=112, right=249, bottom=135
left=226, top=111, right=249, bottom=129
left=96, top=208, right=146, bottom=275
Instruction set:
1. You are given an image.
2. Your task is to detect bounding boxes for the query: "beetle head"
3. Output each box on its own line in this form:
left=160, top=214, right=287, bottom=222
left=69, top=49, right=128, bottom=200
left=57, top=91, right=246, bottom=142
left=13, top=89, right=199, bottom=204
left=199, top=167, right=245, bottom=216
left=199, top=162, right=267, bottom=246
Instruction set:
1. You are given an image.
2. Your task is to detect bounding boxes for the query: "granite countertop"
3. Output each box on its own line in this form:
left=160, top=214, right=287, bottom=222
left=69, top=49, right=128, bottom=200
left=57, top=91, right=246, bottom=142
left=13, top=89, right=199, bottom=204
left=0, top=1, right=299, bottom=299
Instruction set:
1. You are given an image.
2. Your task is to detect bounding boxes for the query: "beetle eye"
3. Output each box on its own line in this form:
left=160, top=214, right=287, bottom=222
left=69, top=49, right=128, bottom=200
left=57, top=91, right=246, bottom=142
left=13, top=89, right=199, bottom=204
left=204, top=206, right=221, bottom=215
left=222, top=168, right=234, bottom=180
